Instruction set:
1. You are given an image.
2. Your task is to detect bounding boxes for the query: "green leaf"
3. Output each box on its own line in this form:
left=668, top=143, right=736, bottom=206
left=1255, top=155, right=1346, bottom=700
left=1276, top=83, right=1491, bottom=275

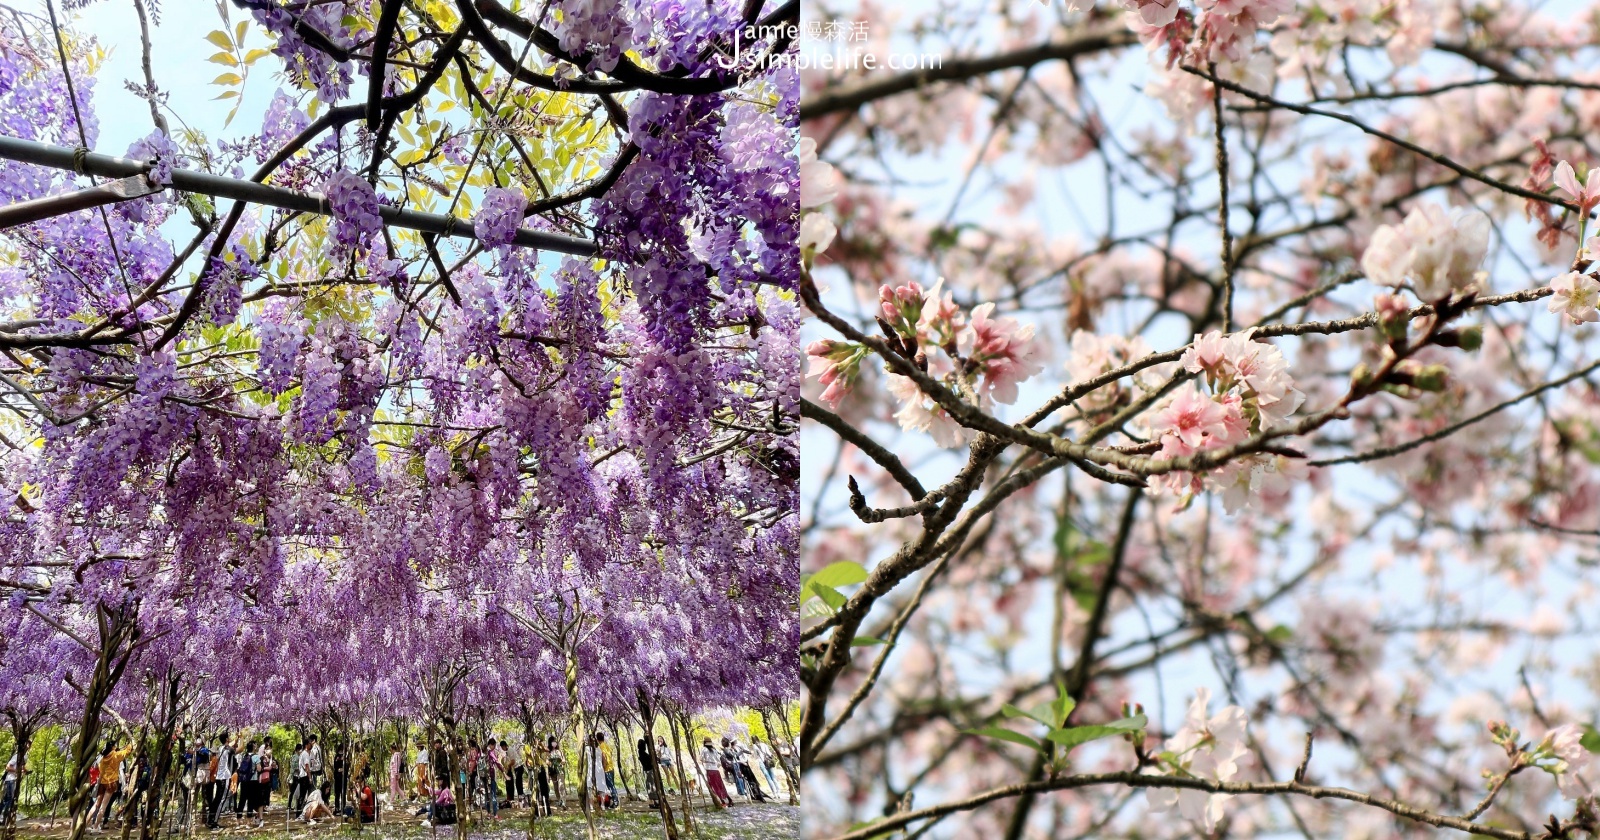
left=205, top=29, right=233, bottom=50
left=966, top=726, right=1043, bottom=752
left=1001, top=704, right=1050, bottom=726
left=394, top=148, right=428, bottom=167
left=809, top=560, right=868, bottom=590
left=1581, top=725, right=1600, bottom=755
left=849, top=636, right=887, bottom=647
left=1050, top=691, right=1077, bottom=728
left=1044, top=714, right=1148, bottom=751
left=1265, top=624, right=1294, bottom=645
left=810, top=583, right=846, bottom=610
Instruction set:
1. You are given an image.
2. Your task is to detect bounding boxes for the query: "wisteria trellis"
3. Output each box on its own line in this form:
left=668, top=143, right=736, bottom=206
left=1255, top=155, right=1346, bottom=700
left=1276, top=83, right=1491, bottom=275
left=0, top=1, right=798, bottom=839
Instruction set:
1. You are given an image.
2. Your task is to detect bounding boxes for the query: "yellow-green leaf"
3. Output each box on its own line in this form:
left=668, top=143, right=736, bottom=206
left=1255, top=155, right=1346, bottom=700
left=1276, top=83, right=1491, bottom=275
left=212, top=72, right=242, bottom=86
left=208, top=51, right=238, bottom=66
left=205, top=30, right=232, bottom=50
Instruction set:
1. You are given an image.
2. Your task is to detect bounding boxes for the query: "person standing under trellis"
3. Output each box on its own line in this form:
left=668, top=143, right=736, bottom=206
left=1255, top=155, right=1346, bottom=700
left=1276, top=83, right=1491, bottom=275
left=1, top=749, right=23, bottom=828
left=429, top=739, right=449, bottom=805
left=388, top=744, right=405, bottom=807
left=697, top=740, right=731, bottom=809
left=500, top=739, right=516, bottom=805
left=235, top=743, right=256, bottom=824
left=528, top=738, right=551, bottom=817
left=288, top=741, right=311, bottom=813
left=480, top=740, right=499, bottom=820
left=546, top=735, right=565, bottom=808
left=517, top=740, right=533, bottom=808
left=655, top=737, right=675, bottom=794
left=253, top=743, right=272, bottom=826
left=637, top=735, right=661, bottom=809
left=412, top=740, right=429, bottom=800
left=306, top=736, right=323, bottom=797
left=331, top=741, right=349, bottom=815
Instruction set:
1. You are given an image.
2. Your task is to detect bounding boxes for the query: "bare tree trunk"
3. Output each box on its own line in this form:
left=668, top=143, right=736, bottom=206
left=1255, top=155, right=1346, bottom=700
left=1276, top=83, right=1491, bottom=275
left=66, top=602, right=140, bottom=840
left=665, top=711, right=696, bottom=835
left=562, top=656, right=597, bottom=840
left=635, top=690, right=679, bottom=840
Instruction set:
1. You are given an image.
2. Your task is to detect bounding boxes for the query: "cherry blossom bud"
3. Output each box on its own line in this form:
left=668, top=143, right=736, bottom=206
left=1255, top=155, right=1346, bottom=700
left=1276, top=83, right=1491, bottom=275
left=1433, top=325, right=1482, bottom=351
left=1374, top=293, right=1409, bottom=342
left=1411, top=364, right=1450, bottom=392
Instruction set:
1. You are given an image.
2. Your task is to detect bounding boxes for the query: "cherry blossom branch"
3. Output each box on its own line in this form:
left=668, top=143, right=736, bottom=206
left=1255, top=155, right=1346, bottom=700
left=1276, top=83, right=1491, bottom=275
left=1180, top=64, right=1578, bottom=213
left=1210, top=62, right=1236, bottom=334
left=1312, top=358, right=1600, bottom=466
left=828, top=771, right=1538, bottom=840
left=801, top=397, right=928, bottom=500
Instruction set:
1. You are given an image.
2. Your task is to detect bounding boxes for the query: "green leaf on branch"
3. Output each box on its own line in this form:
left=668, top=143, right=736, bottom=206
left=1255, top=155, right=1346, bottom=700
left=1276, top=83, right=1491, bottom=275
left=809, top=583, right=846, bottom=611
left=801, top=560, right=868, bottom=604
left=1581, top=725, right=1600, bottom=754
left=1050, top=685, right=1077, bottom=727
left=850, top=636, right=887, bottom=647
left=1001, top=703, right=1052, bottom=726
left=965, top=726, right=1043, bottom=752
left=1044, top=714, right=1148, bottom=752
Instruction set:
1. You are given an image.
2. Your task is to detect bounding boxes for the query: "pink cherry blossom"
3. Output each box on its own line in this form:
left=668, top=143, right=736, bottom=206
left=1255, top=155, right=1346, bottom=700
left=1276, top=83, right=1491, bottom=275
left=800, top=137, right=842, bottom=209
left=806, top=339, right=868, bottom=409
left=1180, top=330, right=1304, bottom=429
left=800, top=212, right=836, bottom=255
left=1361, top=203, right=1490, bottom=300
left=918, top=278, right=966, bottom=347
left=887, top=373, right=966, bottom=448
left=1549, top=271, right=1600, bottom=325
left=1124, top=0, right=1182, bottom=26
left=1540, top=723, right=1593, bottom=799
left=1554, top=160, right=1600, bottom=219
left=1147, top=687, right=1251, bottom=832
left=879, top=282, right=925, bottom=338
left=1151, top=384, right=1233, bottom=453
left=961, top=303, right=1045, bottom=404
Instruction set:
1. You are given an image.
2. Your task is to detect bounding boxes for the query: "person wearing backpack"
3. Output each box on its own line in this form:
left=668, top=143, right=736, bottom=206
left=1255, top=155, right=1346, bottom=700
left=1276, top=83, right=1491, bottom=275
left=207, top=733, right=237, bottom=829
left=236, top=742, right=257, bottom=823
left=189, top=742, right=210, bottom=829
left=117, top=754, right=151, bottom=829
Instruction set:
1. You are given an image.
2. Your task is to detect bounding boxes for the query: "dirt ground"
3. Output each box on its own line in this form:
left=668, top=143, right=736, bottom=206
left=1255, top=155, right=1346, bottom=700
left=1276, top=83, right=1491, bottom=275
left=5, top=797, right=799, bottom=840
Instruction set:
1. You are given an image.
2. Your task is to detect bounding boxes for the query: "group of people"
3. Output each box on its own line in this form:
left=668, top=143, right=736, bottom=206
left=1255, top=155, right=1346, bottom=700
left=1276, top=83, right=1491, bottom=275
left=1, top=724, right=797, bottom=835
left=694, top=737, right=784, bottom=809
left=400, top=734, right=566, bottom=827
left=171, top=732, right=374, bottom=829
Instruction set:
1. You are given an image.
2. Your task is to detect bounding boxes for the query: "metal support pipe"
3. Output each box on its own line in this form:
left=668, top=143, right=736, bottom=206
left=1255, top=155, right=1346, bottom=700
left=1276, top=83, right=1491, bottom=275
left=0, top=135, right=598, bottom=257
left=0, top=175, right=164, bottom=229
